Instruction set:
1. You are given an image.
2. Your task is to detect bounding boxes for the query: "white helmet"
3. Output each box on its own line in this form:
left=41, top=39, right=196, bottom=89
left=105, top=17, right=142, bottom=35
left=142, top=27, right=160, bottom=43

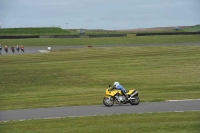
left=114, top=82, right=119, bottom=87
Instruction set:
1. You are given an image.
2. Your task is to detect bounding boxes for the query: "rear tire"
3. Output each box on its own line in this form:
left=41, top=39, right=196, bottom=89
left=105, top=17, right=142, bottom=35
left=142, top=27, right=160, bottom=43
left=129, top=96, right=140, bottom=105
left=103, top=97, right=114, bottom=107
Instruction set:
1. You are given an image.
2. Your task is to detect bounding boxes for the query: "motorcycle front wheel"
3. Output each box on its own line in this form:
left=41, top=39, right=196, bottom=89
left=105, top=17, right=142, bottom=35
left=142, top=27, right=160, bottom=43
left=129, top=96, right=140, bottom=105
left=103, top=97, right=114, bottom=107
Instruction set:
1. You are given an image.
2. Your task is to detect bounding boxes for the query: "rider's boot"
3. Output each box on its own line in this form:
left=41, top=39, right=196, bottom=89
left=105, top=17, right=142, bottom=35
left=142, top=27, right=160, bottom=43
left=125, top=94, right=129, bottom=101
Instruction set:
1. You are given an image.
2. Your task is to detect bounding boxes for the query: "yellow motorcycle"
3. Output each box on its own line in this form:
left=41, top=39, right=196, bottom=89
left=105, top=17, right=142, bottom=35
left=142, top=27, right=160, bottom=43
left=103, top=85, right=140, bottom=107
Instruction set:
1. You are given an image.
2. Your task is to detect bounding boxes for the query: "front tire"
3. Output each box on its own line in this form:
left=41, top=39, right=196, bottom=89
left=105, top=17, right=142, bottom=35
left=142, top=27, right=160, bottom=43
left=129, top=96, right=140, bottom=105
left=103, top=97, right=114, bottom=107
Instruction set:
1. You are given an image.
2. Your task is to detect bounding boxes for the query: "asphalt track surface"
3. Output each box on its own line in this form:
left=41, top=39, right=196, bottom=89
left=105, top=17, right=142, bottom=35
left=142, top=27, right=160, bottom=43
left=0, top=100, right=200, bottom=122
left=0, top=42, right=200, bottom=122
left=0, top=42, right=200, bottom=55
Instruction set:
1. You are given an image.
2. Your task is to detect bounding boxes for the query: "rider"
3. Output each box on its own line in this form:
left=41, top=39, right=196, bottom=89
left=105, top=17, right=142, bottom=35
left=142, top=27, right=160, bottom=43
left=4, top=45, right=8, bottom=50
left=11, top=46, right=15, bottom=52
left=16, top=45, right=19, bottom=50
left=0, top=44, right=2, bottom=51
left=20, top=45, right=24, bottom=49
left=110, top=82, right=128, bottom=100
left=4, top=45, right=8, bottom=53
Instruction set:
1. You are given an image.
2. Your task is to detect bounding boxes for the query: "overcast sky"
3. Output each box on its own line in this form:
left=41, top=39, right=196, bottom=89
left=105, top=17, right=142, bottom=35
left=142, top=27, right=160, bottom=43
left=0, top=0, right=199, bottom=30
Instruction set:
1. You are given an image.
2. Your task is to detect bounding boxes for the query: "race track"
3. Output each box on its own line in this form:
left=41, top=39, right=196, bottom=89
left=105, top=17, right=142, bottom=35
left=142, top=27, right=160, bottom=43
left=1, top=42, right=200, bottom=55
left=0, top=100, right=200, bottom=122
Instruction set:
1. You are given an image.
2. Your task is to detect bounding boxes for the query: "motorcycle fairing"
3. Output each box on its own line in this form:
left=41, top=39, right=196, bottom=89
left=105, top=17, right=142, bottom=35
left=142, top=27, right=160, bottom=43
left=126, top=90, right=135, bottom=95
left=105, top=88, right=136, bottom=97
left=105, top=89, right=122, bottom=97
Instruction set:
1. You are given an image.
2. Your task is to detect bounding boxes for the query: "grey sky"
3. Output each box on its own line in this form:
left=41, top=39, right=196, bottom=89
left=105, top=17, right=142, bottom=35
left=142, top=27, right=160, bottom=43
left=0, top=0, right=199, bottom=30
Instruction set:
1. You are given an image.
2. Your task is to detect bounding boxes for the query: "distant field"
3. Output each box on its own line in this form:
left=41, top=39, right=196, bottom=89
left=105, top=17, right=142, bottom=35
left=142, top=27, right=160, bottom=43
left=0, top=25, right=200, bottom=35
left=180, top=25, right=200, bottom=32
left=0, top=27, right=70, bottom=35
left=122, top=25, right=200, bottom=33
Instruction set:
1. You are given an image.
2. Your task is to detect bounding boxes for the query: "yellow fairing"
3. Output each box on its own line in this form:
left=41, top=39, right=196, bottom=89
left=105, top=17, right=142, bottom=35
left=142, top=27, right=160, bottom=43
left=105, top=88, right=122, bottom=97
left=127, top=90, right=135, bottom=95
left=105, top=88, right=135, bottom=97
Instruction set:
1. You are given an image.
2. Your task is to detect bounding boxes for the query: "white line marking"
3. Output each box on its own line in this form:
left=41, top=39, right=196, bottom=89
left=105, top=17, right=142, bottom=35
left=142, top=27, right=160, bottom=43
left=44, top=117, right=61, bottom=120
left=38, top=50, right=50, bottom=53
left=166, top=99, right=200, bottom=102
left=174, top=111, right=184, bottom=112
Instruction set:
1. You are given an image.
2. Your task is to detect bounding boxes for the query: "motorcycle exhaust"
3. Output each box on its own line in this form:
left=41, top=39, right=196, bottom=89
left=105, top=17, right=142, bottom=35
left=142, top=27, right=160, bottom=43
left=129, top=97, right=136, bottom=100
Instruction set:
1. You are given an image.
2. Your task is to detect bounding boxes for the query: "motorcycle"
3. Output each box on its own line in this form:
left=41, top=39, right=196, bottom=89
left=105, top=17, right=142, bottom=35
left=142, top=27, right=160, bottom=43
left=5, top=48, right=8, bottom=53
left=16, top=47, right=20, bottom=52
left=103, top=85, right=140, bottom=107
left=11, top=47, right=15, bottom=53
left=21, top=47, right=24, bottom=52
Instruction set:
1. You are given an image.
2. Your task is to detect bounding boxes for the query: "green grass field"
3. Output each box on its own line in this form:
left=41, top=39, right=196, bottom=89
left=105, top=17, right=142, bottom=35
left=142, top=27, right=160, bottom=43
left=0, top=27, right=70, bottom=35
left=0, top=46, right=200, bottom=110
left=0, top=35, right=200, bottom=47
left=182, top=25, right=200, bottom=32
left=0, top=111, right=199, bottom=133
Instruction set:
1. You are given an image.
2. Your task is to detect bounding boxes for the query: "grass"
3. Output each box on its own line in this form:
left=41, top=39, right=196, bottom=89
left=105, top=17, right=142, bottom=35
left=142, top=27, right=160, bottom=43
left=182, top=25, right=200, bottom=32
left=0, top=46, right=200, bottom=110
left=0, top=27, right=70, bottom=35
left=0, top=35, right=200, bottom=47
left=0, top=25, right=200, bottom=35
left=0, top=111, right=199, bottom=133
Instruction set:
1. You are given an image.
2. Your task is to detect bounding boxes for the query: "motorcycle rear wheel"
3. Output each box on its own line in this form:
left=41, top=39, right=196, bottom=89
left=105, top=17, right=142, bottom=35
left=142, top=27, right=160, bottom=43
left=129, top=96, right=140, bottom=105
left=103, top=97, right=114, bottom=107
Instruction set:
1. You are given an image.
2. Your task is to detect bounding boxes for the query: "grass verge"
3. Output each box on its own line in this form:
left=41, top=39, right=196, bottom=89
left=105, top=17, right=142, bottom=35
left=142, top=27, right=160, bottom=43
left=0, top=111, right=199, bottom=133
